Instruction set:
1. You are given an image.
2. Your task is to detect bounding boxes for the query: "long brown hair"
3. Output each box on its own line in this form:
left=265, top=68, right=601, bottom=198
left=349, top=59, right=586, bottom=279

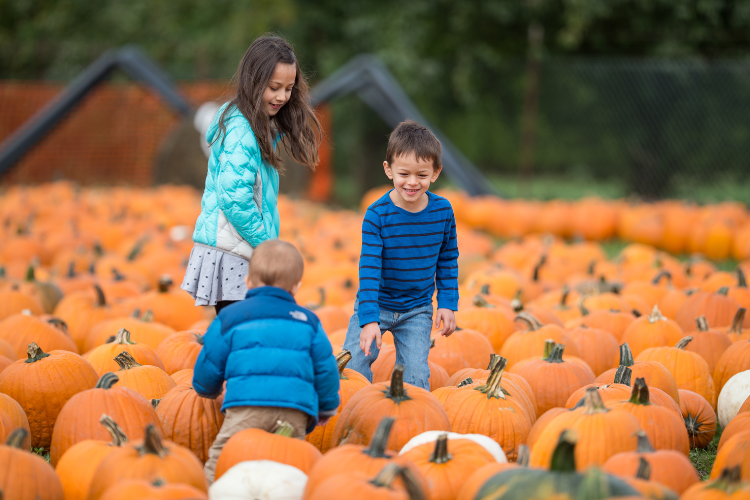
left=211, top=36, right=320, bottom=172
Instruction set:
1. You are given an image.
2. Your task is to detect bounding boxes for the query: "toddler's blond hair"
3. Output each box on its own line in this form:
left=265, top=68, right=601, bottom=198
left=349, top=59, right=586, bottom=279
left=247, top=240, right=304, bottom=291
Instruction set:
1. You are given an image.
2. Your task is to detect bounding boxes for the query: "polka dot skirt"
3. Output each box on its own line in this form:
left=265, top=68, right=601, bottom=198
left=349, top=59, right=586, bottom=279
left=180, top=245, right=249, bottom=306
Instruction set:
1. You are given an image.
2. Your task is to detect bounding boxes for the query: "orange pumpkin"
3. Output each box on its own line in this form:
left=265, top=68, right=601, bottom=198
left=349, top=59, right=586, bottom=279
left=122, top=276, right=205, bottom=331
left=154, top=330, right=204, bottom=374
left=86, top=310, right=176, bottom=351
left=0, top=288, right=44, bottom=319
left=372, top=344, right=452, bottom=392
left=331, top=364, right=451, bottom=453
left=454, top=297, right=516, bottom=352
left=686, top=316, right=733, bottom=373
left=0, top=342, right=98, bottom=449
left=306, top=350, right=371, bottom=453
left=676, top=288, right=742, bottom=333
left=215, top=421, right=322, bottom=479
left=84, top=327, right=165, bottom=376
left=112, top=351, right=176, bottom=400
left=621, top=305, right=685, bottom=357
left=727, top=308, right=749, bottom=343
left=718, top=412, right=750, bottom=452
left=0, top=312, right=78, bottom=357
left=305, top=463, right=427, bottom=500
left=681, top=466, right=750, bottom=500
left=0, top=429, right=64, bottom=500
left=0, top=393, right=31, bottom=449
left=428, top=328, right=494, bottom=375
left=499, top=312, right=580, bottom=367
left=679, top=389, right=717, bottom=449
left=53, top=285, right=124, bottom=351
left=455, top=446, right=530, bottom=500
left=565, top=325, right=619, bottom=376
left=171, top=368, right=194, bottom=386
left=565, top=309, right=636, bottom=341
left=711, top=430, right=750, bottom=481
left=714, top=339, right=750, bottom=394
left=98, top=479, right=208, bottom=500
left=86, top=424, right=207, bottom=499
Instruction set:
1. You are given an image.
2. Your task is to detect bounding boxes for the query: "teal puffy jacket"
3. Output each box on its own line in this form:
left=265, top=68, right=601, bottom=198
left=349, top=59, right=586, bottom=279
left=192, top=103, right=280, bottom=259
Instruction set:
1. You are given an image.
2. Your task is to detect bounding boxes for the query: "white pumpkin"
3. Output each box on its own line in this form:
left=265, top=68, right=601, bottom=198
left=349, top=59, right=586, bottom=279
left=209, top=460, right=307, bottom=500
left=398, top=430, right=507, bottom=462
left=718, top=369, right=750, bottom=428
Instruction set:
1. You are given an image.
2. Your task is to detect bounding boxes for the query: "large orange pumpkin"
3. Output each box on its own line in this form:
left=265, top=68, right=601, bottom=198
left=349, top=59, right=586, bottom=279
left=565, top=325, right=619, bottom=376
left=0, top=342, right=98, bottom=449
left=84, top=327, right=165, bottom=376
left=621, top=305, right=685, bottom=357
left=454, top=298, right=516, bottom=353
left=428, top=328, right=494, bottom=375
left=122, top=276, right=205, bottom=331
left=154, top=330, right=204, bottom=374
left=499, top=312, right=580, bottom=367
left=676, top=288, right=742, bottom=333
left=0, top=312, right=78, bottom=357
left=112, top=351, right=176, bottom=400
left=86, top=424, right=207, bottom=499
left=0, top=429, right=64, bottom=500
left=714, top=339, right=750, bottom=394
left=215, top=421, right=322, bottom=479
left=710, top=430, right=750, bottom=481
left=565, top=309, right=636, bottom=341
left=331, top=364, right=451, bottom=452
left=718, top=412, right=750, bottom=453
left=0, top=288, right=44, bottom=319
left=50, top=371, right=162, bottom=466
left=53, top=285, right=124, bottom=351
left=0, top=393, right=31, bottom=449
left=86, top=310, right=177, bottom=351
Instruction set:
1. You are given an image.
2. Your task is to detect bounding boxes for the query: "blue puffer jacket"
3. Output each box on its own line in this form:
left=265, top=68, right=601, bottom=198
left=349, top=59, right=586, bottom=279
left=192, top=286, right=340, bottom=433
left=192, top=102, right=280, bottom=259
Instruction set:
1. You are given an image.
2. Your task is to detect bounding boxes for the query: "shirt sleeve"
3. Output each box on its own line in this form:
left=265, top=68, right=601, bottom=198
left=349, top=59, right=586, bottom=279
left=436, top=209, right=459, bottom=311
left=356, top=209, right=383, bottom=326
left=192, top=318, right=229, bottom=398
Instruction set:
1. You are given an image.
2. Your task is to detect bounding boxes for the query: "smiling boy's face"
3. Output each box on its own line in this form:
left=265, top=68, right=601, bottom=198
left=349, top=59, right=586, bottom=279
left=384, top=152, right=441, bottom=210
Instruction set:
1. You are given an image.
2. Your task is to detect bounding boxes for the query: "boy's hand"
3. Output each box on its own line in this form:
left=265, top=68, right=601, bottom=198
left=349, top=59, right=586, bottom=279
left=360, top=322, right=382, bottom=356
left=435, top=308, right=457, bottom=337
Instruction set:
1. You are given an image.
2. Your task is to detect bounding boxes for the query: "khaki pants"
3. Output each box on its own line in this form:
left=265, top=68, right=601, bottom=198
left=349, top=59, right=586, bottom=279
left=204, top=406, right=309, bottom=485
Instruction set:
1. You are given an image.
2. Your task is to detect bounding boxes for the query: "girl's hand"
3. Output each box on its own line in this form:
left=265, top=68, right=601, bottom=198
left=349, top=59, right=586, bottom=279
left=435, top=309, right=457, bottom=337
left=360, top=322, right=382, bottom=356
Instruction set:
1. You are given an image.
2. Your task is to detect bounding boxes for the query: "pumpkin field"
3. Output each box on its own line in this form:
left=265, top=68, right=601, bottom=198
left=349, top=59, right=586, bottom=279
left=2, top=181, right=750, bottom=499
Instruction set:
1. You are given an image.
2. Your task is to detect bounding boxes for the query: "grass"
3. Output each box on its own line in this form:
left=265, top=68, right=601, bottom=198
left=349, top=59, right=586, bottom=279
left=690, top=424, right=722, bottom=481
left=32, top=447, right=50, bottom=462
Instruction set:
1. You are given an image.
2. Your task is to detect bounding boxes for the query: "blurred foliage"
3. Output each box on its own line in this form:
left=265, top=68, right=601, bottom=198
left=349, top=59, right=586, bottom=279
left=3, top=0, right=750, bottom=199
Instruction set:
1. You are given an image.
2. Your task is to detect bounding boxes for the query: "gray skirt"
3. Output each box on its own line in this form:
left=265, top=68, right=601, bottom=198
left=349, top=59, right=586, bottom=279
left=181, top=245, right=249, bottom=306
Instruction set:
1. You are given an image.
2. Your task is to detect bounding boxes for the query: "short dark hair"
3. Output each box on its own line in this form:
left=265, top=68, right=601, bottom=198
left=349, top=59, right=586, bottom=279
left=385, top=120, right=442, bottom=170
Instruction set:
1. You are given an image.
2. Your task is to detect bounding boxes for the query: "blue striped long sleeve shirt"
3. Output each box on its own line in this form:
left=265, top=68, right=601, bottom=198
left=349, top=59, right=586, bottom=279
left=357, top=190, right=459, bottom=327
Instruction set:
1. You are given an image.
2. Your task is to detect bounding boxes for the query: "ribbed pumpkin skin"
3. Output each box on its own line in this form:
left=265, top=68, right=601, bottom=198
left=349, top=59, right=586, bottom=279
left=527, top=407, right=568, bottom=450
left=714, top=340, right=750, bottom=394
left=0, top=313, right=78, bottom=357
left=155, top=384, right=224, bottom=463
left=718, top=412, right=750, bottom=452
left=171, top=368, right=194, bottom=386
left=86, top=429, right=207, bottom=500
left=331, top=370, right=451, bottom=453
left=0, top=347, right=98, bottom=449
left=0, top=290, right=44, bottom=319
left=566, top=310, right=636, bottom=341
left=602, top=445, right=699, bottom=493
left=530, top=391, right=641, bottom=470
left=685, top=326, right=732, bottom=373
left=0, top=338, right=15, bottom=359
left=0, top=409, right=14, bottom=442
left=400, top=438, right=496, bottom=500
left=566, top=326, right=620, bottom=376
left=0, top=354, right=12, bottom=372
left=86, top=316, right=176, bottom=351
left=154, top=330, right=204, bottom=374
left=0, top=393, right=31, bottom=449
left=565, top=383, right=632, bottom=409
left=499, top=322, right=580, bottom=368
left=454, top=306, right=515, bottom=353
left=114, top=357, right=176, bottom=400
left=621, top=309, right=685, bottom=357
left=53, top=290, right=123, bottom=351
left=97, top=479, right=208, bottom=500
left=50, top=377, right=162, bottom=466
left=428, top=329, right=494, bottom=375
left=306, top=367, right=371, bottom=453
left=679, top=389, right=717, bottom=449
left=56, top=439, right=121, bottom=500
left=84, top=333, right=164, bottom=376
left=0, top=431, right=64, bottom=500
left=637, top=343, right=717, bottom=409
left=710, top=430, right=750, bottom=480
left=676, top=291, right=742, bottom=333
left=681, top=471, right=750, bottom=500
left=214, top=427, right=322, bottom=479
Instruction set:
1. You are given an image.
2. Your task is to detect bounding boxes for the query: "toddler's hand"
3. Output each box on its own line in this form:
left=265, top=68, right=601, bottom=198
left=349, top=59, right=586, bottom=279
left=360, top=322, right=382, bottom=356
left=435, top=308, right=456, bottom=337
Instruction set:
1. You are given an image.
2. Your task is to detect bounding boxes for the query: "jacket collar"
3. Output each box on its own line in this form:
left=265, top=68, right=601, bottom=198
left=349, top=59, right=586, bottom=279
left=245, top=286, right=296, bottom=303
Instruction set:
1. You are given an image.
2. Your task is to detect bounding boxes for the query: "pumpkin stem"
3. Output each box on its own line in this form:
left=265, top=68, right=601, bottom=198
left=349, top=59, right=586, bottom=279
left=364, top=417, right=395, bottom=458
left=151, top=399, right=161, bottom=409
left=457, top=377, right=474, bottom=388
left=613, top=366, right=632, bottom=386
left=635, top=430, right=655, bottom=453
left=99, top=414, right=128, bottom=446
left=157, top=275, right=173, bottom=293
left=647, top=305, right=666, bottom=323
left=738, top=268, right=748, bottom=288
left=515, top=312, right=542, bottom=331
left=517, top=444, right=530, bottom=467
left=629, top=378, right=650, bottom=405
left=472, top=294, right=493, bottom=309
left=387, top=365, right=411, bottom=403
left=113, top=328, right=136, bottom=345
left=582, top=388, right=608, bottom=414
left=487, top=354, right=500, bottom=370
left=5, top=428, right=28, bottom=449
left=708, top=466, right=743, bottom=492
left=550, top=429, right=577, bottom=473
left=542, top=339, right=556, bottom=359
left=636, top=456, right=651, bottom=480
left=652, top=270, right=672, bottom=285
left=729, top=308, right=746, bottom=335
left=618, top=343, right=635, bottom=367
left=131, top=308, right=141, bottom=318
left=675, top=336, right=693, bottom=349
left=336, top=350, right=352, bottom=378
left=511, top=290, right=523, bottom=313
left=25, top=342, right=50, bottom=363
left=274, top=421, right=295, bottom=437
left=429, top=434, right=453, bottom=464
left=114, top=351, right=142, bottom=370
left=545, top=343, right=565, bottom=363
left=480, top=284, right=491, bottom=295
left=141, top=310, right=154, bottom=322
left=475, top=356, right=510, bottom=400
left=139, top=424, right=166, bottom=457
left=24, top=265, right=35, bottom=282
left=93, top=284, right=107, bottom=306
left=371, top=464, right=426, bottom=500
left=95, top=372, right=120, bottom=389
left=696, top=316, right=709, bottom=332
left=559, top=287, right=570, bottom=307
left=532, top=255, right=546, bottom=282
left=46, top=317, right=69, bottom=335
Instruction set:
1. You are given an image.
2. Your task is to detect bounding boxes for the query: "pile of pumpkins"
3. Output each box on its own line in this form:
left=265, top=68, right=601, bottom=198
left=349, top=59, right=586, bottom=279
left=1, top=182, right=750, bottom=499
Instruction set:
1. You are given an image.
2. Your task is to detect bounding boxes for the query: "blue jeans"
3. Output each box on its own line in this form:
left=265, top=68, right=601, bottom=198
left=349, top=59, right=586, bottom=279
left=342, top=301, right=433, bottom=390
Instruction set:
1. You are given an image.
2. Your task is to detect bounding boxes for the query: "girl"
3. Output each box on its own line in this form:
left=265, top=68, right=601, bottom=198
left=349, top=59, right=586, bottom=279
left=181, top=36, right=320, bottom=314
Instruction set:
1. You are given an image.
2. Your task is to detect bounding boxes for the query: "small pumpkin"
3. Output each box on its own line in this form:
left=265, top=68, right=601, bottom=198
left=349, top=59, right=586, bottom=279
left=621, top=305, right=685, bottom=357
left=565, top=309, right=636, bottom=341
left=679, top=389, right=717, bottom=449
left=565, top=325, right=620, bottom=376
left=86, top=309, right=177, bottom=351
left=0, top=429, right=64, bottom=500
left=686, top=316, right=733, bottom=373
left=122, top=276, right=205, bottom=331
left=84, top=328, right=165, bottom=376
left=428, top=328, right=494, bottom=375
left=53, top=285, right=123, bottom=351
left=499, top=312, right=580, bottom=367
left=111, top=351, right=176, bottom=400
left=154, top=330, right=204, bottom=374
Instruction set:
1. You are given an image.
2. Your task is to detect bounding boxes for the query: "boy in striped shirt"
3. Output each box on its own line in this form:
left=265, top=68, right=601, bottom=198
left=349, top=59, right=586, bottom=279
left=342, top=120, right=459, bottom=390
